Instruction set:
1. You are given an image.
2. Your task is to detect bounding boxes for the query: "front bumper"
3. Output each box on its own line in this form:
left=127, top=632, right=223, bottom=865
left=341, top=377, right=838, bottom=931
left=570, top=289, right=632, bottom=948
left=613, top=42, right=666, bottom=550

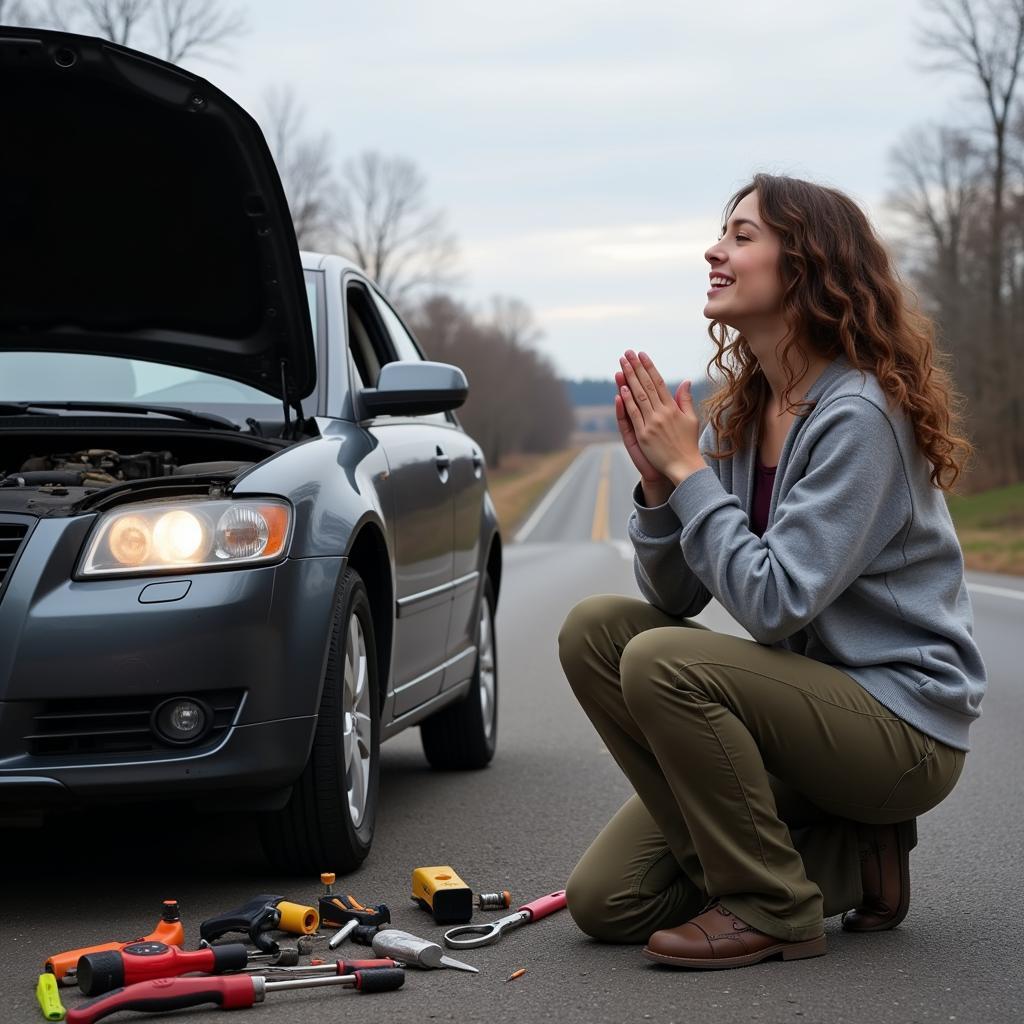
left=0, top=514, right=345, bottom=801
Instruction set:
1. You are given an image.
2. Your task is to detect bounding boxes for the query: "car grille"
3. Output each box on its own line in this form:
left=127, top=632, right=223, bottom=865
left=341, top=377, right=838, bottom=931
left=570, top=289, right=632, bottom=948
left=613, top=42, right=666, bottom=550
left=0, top=521, right=29, bottom=600
left=24, top=690, right=244, bottom=757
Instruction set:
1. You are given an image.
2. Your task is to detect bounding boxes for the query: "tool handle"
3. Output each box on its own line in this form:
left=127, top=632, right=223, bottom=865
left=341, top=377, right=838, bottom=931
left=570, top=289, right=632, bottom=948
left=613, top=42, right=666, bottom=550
left=79, top=943, right=250, bottom=996
left=518, top=889, right=567, bottom=921
left=337, top=958, right=399, bottom=972
left=65, top=975, right=255, bottom=1024
left=353, top=967, right=405, bottom=993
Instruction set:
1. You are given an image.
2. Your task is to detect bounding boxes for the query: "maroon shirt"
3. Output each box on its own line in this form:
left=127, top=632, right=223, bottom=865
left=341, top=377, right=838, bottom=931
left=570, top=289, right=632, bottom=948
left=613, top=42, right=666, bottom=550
left=751, top=461, right=777, bottom=537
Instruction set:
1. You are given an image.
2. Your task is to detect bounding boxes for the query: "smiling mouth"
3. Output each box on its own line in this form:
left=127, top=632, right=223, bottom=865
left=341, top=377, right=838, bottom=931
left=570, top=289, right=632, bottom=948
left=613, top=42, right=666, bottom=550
left=707, top=277, right=734, bottom=294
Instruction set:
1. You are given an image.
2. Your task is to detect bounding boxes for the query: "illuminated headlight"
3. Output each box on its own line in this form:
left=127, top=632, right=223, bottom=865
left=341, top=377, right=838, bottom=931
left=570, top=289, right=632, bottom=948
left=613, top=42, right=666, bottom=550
left=78, top=499, right=292, bottom=577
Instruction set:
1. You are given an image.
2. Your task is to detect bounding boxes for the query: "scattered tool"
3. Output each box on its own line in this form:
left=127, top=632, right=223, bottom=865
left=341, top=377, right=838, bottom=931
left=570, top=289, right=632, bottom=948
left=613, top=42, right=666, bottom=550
left=476, top=891, right=512, bottom=910
left=263, top=957, right=401, bottom=975
left=46, top=901, right=184, bottom=986
left=443, top=889, right=567, bottom=948
left=412, top=866, right=473, bottom=924
left=319, top=891, right=390, bottom=930
left=327, top=919, right=358, bottom=950
left=505, top=968, right=527, bottom=983
left=372, top=928, right=478, bottom=973
left=200, top=895, right=319, bottom=955
left=36, top=972, right=66, bottom=1021
left=76, top=942, right=270, bottom=996
left=64, top=968, right=405, bottom=1024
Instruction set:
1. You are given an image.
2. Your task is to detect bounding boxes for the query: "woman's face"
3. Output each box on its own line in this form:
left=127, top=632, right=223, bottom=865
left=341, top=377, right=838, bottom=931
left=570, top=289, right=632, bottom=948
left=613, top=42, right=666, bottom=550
left=702, top=190, right=784, bottom=329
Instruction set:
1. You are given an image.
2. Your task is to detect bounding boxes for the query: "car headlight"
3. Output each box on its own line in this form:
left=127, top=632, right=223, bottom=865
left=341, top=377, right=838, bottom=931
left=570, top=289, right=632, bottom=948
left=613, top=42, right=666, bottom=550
left=78, top=498, right=292, bottom=577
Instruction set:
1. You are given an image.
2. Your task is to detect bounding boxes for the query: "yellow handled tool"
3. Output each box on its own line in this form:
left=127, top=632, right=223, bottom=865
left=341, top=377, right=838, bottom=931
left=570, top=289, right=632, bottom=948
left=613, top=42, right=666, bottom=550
left=411, top=866, right=473, bottom=924
left=36, top=972, right=66, bottom=1021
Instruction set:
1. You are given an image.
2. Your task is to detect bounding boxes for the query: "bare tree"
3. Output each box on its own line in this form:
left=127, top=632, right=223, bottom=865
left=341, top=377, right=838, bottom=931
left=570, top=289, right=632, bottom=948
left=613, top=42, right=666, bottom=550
left=919, top=0, right=1024, bottom=482
left=335, top=152, right=459, bottom=305
left=155, top=0, right=245, bottom=64
left=82, top=0, right=150, bottom=45
left=261, top=86, right=338, bottom=250
left=920, top=1, right=1024, bottom=338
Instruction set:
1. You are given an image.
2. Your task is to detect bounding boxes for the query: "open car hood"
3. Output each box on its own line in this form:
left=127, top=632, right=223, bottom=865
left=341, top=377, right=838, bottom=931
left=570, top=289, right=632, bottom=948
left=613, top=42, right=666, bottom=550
left=0, top=28, right=314, bottom=402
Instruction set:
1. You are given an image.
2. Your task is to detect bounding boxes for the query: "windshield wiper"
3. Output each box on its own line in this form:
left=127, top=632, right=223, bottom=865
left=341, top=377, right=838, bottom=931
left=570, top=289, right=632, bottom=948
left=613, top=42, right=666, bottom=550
left=0, top=401, right=240, bottom=431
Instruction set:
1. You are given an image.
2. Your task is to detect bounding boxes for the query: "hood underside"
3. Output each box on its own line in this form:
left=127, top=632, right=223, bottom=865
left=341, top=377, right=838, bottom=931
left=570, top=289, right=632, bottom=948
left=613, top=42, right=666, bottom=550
left=0, top=28, right=314, bottom=402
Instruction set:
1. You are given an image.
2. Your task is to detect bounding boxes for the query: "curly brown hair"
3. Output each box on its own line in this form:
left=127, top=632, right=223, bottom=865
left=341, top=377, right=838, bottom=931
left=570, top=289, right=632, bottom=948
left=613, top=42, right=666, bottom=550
left=703, top=173, right=972, bottom=491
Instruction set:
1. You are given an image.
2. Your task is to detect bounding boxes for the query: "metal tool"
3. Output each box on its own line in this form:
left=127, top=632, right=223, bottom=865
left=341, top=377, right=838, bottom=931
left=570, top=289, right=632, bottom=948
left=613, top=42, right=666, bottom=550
left=319, top=891, right=391, bottom=930
left=46, top=901, right=185, bottom=986
left=64, top=969, right=404, bottom=1024
left=328, top=919, right=358, bottom=950
left=372, top=929, right=478, bottom=972
left=199, top=940, right=303, bottom=967
left=411, top=865, right=473, bottom=924
left=476, top=891, right=512, bottom=910
left=443, top=889, right=567, bottom=949
left=256, top=957, right=401, bottom=976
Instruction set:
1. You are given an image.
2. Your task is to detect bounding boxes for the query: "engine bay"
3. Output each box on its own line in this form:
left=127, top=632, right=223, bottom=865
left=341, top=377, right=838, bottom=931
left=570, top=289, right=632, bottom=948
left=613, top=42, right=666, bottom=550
left=0, top=448, right=253, bottom=489
left=0, top=424, right=290, bottom=516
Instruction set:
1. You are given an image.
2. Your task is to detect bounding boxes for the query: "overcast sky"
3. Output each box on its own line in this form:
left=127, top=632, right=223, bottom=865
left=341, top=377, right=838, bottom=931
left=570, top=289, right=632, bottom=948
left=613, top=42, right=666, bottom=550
left=191, top=0, right=970, bottom=383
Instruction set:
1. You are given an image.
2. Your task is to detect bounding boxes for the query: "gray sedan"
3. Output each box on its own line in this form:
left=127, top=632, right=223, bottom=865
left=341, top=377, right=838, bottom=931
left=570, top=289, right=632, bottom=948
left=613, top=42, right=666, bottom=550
left=0, top=28, right=502, bottom=873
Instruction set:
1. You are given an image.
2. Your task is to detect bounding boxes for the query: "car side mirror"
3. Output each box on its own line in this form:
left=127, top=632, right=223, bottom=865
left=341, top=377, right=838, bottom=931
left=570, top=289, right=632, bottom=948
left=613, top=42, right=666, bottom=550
left=359, top=361, right=469, bottom=417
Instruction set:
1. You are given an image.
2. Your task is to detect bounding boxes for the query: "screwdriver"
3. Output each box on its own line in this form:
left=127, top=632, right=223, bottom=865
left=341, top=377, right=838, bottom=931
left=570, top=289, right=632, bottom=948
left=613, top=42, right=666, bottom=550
left=264, top=957, right=401, bottom=975
left=65, top=968, right=404, bottom=1024
left=371, top=929, right=478, bottom=972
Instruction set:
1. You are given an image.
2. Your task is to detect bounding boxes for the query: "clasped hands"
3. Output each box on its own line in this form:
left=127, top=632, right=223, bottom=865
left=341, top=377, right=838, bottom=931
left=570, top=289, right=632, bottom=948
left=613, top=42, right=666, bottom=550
left=614, top=349, right=705, bottom=488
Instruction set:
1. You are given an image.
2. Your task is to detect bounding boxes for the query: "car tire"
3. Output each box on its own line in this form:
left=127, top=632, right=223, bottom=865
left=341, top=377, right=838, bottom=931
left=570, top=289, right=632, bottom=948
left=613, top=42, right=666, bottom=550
left=259, top=566, right=380, bottom=874
left=420, top=574, right=498, bottom=770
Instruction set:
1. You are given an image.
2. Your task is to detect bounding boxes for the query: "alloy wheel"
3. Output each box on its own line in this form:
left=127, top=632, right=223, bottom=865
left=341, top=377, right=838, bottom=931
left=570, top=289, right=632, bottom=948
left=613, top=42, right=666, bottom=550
left=342, top=612, right=373, bottom=828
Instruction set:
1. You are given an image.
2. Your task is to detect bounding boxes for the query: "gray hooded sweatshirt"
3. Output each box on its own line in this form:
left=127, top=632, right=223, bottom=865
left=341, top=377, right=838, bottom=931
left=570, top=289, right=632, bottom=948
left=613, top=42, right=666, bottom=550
left=627, top=354, right=986, bottom=751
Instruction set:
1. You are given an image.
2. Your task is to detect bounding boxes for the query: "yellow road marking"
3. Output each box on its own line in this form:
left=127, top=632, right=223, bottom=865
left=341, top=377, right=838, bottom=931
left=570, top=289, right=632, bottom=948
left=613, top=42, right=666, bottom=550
left=591, top=450, right=611, bottom=542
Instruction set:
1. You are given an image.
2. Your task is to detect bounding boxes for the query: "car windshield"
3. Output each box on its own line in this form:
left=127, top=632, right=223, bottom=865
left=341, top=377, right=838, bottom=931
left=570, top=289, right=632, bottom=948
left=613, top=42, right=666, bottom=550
left=0, top=271, right=321, bottom=426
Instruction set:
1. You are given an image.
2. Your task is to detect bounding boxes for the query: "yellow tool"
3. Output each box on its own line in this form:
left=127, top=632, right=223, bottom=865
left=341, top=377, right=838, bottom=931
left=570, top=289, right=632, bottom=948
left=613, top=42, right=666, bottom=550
left=36, top=972, right=66, bottom=1021
left=411, top=865, right=473, bottom=924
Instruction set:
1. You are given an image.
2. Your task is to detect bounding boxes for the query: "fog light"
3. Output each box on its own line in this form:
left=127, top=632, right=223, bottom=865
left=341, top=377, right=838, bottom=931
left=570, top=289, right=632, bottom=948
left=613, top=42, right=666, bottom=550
left=152, top=698, right=210, bottom=746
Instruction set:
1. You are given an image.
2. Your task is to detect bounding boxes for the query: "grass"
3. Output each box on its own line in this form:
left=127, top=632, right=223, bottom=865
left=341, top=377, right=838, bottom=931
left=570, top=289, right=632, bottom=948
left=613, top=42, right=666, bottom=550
left=485, top=445, right=586, bottom=537
left=947, top=482, right=1024, bottom=575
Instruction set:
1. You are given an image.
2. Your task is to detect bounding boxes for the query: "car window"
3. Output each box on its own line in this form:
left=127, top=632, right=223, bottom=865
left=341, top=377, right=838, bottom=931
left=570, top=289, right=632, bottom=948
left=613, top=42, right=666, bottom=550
left=369, top=289, right=425, bottom=362
left=346, top=281, right=447, bottom=425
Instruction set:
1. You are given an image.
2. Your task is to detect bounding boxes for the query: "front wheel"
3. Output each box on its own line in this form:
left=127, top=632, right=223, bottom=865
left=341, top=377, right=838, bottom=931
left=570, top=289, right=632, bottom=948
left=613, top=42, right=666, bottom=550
left=259, top=566, right=380, bottom=874
left=420, top=575, right=498, bottom=770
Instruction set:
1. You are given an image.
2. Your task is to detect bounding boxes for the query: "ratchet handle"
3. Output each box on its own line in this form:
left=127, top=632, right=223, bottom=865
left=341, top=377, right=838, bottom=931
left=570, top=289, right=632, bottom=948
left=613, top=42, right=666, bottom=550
left=66, top=975, right=255, bottom=1024
left=518, top=889, right=567, bottom=921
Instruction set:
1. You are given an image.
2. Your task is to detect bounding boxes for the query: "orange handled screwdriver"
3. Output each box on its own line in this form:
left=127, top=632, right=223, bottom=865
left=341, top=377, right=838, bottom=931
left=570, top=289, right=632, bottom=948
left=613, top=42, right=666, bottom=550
left=65, top=968, right=405, bottom=1024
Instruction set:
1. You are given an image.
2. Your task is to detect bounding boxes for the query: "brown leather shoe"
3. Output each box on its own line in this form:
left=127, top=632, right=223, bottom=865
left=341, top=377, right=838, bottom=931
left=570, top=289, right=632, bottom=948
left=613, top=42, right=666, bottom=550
left=643, top=903, right=826, bottom=969
left=841, top=819, right=918, bottom=932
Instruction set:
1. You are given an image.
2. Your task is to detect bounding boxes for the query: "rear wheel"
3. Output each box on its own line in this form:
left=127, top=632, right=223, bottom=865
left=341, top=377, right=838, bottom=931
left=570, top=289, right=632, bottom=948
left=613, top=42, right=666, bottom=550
left=259, top=566, right=380, bottom=874
left=420, top=575, right=498, bottom=770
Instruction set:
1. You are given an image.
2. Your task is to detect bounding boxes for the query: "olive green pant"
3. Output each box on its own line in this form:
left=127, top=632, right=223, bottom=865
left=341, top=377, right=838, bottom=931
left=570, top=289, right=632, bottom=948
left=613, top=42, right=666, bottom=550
left=557, top=595, right=965, bottom=943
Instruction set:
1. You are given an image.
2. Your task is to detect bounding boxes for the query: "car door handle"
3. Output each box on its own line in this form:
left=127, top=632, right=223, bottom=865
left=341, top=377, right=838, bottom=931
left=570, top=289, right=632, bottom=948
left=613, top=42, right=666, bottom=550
left=435, top=446, right=450, bottom=474
left=471, top=450, right=483, bottom=477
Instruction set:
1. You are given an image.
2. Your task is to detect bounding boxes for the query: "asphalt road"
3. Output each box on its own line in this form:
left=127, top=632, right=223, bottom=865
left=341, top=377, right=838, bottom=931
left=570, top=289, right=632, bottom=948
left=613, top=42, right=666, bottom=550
left=5, top=441, right=1022, bottom=1023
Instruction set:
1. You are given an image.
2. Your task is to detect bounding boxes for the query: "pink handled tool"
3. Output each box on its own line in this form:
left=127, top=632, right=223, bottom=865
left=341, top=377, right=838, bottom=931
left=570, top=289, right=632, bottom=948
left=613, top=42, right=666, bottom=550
left=442, top=890, right=567, bottom=949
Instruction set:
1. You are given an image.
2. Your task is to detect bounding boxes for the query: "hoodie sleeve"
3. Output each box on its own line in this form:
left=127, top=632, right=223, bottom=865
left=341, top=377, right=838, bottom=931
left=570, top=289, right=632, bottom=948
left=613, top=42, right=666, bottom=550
left=626, top=422, right=715, bottom=619
left=665, top=396, right=913, bottom=644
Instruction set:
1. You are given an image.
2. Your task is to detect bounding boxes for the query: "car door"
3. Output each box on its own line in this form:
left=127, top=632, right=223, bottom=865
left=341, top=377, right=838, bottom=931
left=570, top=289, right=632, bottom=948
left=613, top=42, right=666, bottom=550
left=368, top=289, right=485, bottom=692
left=346, top=278, right=455, bottom=717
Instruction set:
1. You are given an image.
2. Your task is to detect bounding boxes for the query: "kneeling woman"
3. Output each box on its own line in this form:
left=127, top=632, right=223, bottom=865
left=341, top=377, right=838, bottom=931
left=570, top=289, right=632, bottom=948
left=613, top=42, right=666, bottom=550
left=557, top=173, right=986, bottom=970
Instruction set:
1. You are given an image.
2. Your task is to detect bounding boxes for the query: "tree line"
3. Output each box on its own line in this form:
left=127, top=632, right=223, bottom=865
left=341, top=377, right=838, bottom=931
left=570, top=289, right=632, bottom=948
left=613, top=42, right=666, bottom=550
left=888, top=0, right=1024, bottom=490
left=0, top=1, right=576, bottom=467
